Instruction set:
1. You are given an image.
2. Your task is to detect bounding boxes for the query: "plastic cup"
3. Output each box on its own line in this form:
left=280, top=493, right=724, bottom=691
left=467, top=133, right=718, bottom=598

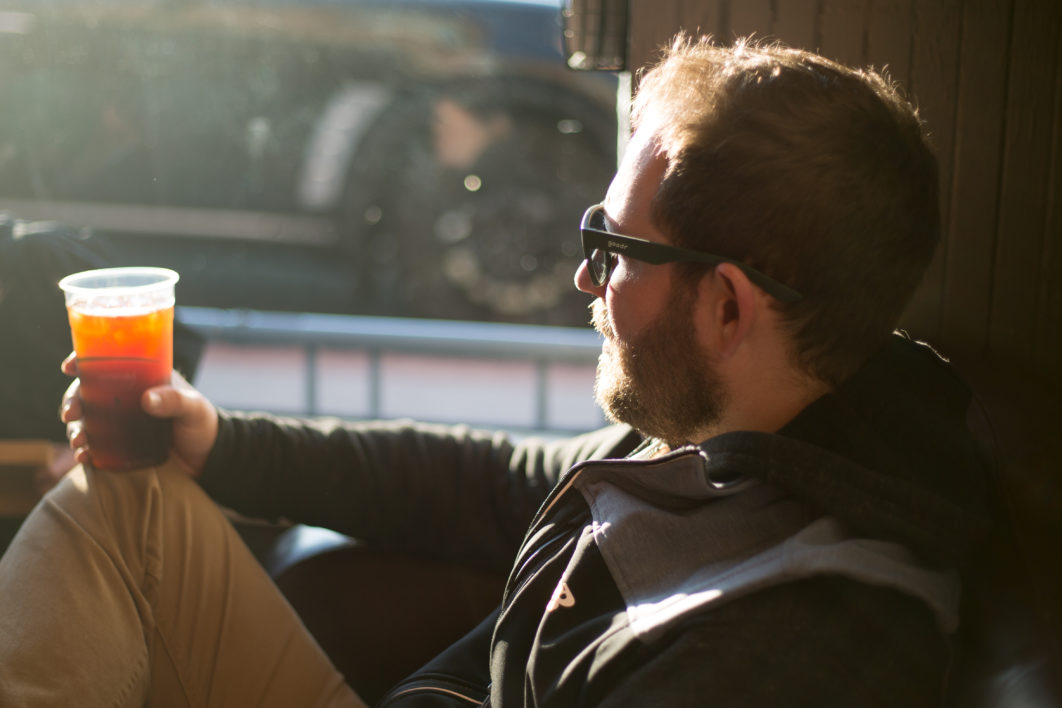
left=58, top=267, right=179, bottom=470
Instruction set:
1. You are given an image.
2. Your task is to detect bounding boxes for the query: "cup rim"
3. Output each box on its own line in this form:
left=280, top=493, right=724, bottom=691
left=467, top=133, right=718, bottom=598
left=58, top=267, right=179, bottom=295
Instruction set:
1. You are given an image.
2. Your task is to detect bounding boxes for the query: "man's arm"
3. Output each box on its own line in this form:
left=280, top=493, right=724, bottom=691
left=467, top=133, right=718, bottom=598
left=61, top=353, right=641, bottom=568
left=198, top=412, right=641, bottom=571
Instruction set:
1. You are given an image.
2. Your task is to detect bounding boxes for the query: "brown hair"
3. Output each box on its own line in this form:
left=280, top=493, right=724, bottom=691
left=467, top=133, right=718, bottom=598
left=634, top=35, right=940, bottom=387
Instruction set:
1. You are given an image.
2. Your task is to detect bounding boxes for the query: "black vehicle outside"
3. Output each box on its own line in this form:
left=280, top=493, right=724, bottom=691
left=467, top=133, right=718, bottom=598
left=0, top=0, right=617, bottom=326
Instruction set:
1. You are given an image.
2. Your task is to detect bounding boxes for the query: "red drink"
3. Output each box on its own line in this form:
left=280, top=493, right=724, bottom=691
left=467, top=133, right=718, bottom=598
left=60, top=268, right=179, bottom=471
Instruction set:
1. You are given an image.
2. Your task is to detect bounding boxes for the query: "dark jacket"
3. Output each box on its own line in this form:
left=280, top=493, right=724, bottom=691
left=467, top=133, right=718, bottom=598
left=199, top=333, right=991, bottom=706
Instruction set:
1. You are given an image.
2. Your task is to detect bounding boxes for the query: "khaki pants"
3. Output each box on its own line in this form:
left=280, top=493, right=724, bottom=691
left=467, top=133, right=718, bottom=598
left=0, top=462, right=368, bottom=708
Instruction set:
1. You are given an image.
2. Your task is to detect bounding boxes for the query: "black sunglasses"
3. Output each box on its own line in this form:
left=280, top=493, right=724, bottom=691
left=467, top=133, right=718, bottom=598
left=580, top=204, right=803, bottom=303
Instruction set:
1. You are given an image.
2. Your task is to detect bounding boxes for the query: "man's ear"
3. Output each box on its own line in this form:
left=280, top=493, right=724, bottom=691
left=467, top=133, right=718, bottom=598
left=700, top=262, right=760, bottom=359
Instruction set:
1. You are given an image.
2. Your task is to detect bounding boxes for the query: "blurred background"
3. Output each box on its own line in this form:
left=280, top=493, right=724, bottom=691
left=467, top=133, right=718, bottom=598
left=0, top=0, right=621, bottom=444
left=0, top=0, right=618, bottom=327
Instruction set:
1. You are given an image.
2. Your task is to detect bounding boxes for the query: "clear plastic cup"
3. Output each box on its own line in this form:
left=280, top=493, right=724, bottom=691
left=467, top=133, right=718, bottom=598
left=58, top=267, right=179, bottom=470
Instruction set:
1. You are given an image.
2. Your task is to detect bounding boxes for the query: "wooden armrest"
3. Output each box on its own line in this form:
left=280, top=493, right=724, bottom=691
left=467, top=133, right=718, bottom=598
left=0, top=439, right=55, bottom=517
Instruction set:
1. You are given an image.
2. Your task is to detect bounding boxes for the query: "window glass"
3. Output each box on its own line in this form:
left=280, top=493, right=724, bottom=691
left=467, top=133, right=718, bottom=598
left=0, top=0, right=617, bottom=325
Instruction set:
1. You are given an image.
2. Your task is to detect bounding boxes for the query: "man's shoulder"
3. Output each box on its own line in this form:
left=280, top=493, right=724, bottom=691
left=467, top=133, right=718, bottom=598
left=515, top=423, right=644, bottom=471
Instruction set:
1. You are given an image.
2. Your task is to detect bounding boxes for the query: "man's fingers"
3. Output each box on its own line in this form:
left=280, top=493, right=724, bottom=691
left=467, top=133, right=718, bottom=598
left=67, top=417, right=93, bottom=466
left=72, top=447, right=92, bottom=466
left=60, top=379, right=81, bottom=423
left=61, top=352, right=77, bottom=376
left=66, top=420, right=83, bottom=446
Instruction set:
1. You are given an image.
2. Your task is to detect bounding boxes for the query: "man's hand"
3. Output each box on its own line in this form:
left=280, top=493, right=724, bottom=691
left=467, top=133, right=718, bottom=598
left=59, top=353, right=219, bottom=478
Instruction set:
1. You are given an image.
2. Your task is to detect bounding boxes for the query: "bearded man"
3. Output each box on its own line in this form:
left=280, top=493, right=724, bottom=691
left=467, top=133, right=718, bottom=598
left=0, top=36, right=989, bottom=707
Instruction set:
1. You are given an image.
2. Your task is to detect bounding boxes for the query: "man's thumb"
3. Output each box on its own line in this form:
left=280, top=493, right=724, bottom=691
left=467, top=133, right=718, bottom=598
left=142, top=387, right=190, bottom=418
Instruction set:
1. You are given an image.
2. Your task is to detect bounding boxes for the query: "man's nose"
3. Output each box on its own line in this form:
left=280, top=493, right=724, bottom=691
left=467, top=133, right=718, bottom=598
left=574, top=259, right=606, bottom=297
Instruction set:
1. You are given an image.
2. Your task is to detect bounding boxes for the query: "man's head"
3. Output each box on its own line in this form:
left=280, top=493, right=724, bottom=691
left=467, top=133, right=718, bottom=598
left=634, top=35, right=941, bottom=387
left=575, top=35, right=941, bottom=444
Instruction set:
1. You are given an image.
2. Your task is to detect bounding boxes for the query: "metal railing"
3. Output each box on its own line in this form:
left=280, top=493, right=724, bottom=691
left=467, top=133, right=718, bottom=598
left=179, top=307, right=606, bottom=434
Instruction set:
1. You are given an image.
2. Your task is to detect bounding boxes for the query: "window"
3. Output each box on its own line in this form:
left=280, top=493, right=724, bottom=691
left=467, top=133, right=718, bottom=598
left=0, top=0, right=617, bottom=325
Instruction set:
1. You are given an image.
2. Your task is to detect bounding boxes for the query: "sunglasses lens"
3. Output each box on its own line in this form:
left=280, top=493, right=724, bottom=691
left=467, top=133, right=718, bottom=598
left=589, top=207, right=607, bottom=230
left=588, top=248, right=609, bottom=285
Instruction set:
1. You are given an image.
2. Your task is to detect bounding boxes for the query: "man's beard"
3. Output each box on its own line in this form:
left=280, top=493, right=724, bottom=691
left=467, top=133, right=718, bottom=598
left=590, top=289, right=726, bottom=446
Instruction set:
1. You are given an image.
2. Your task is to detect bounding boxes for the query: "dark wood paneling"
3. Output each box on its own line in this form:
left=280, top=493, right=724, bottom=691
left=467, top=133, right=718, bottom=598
left=903, top=0, right=963, bottom=340
left=991, top=0, right=1062, bottom=375
left=865, top=0, right=913, bottom=85
left=817, top=0, right=870, bottom=65
left=626, top=0, right=675, bottom=74
left=939, top=0, right=1013, bottom=355
left=727, top=0, right=774, bottom=41
left=1037, top=38, right=1062, bottom=379
left=627, top=0, right=724, bottom=75
left=771, top=0, right=820, bottom=49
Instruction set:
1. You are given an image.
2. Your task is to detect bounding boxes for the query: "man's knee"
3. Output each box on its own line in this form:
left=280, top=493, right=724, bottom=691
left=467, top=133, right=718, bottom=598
left=29, top=461, right=218, bottom=585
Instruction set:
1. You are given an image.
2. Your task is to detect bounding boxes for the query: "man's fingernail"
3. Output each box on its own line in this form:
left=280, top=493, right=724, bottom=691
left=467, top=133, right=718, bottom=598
left=146, top=391, right=162, bottom=408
